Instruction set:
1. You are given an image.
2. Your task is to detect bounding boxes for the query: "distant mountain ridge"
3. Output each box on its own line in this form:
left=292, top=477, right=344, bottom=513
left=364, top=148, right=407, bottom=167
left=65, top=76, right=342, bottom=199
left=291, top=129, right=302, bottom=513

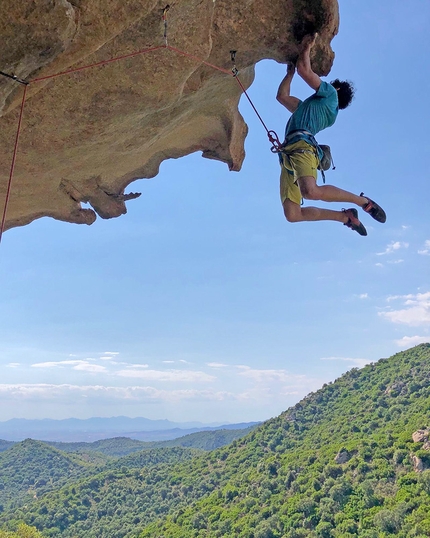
left=0, top=416, right=259, bottom=442
left=46, top=427, right=258, bottom=456
left=0, top=426, right=259, bottom=457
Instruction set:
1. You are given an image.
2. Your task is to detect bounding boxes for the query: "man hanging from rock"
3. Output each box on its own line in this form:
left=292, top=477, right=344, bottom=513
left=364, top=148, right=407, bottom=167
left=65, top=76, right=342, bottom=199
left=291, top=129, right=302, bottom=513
left=276, top=34, right=386, bottom=236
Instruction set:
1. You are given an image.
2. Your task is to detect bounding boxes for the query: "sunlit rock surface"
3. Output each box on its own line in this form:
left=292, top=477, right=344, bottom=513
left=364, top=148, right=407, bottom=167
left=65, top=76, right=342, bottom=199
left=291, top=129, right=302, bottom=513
left=0, top=0, right=338, bottom=229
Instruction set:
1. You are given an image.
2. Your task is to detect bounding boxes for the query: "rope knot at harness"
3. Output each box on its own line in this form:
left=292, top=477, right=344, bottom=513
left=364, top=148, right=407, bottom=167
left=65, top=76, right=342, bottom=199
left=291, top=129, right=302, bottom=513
left=268, top=130, right=282, bottom=153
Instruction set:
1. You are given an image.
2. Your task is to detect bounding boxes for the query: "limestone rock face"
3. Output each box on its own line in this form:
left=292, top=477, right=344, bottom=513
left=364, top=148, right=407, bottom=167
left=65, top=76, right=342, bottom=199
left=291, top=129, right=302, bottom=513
left=334, top=450, right=349, bottom=464
left=0, top=0, right=339, bottom=230
left=412, top=430, right=429, bottom=443
left=411, top=454, right=425, bottom=473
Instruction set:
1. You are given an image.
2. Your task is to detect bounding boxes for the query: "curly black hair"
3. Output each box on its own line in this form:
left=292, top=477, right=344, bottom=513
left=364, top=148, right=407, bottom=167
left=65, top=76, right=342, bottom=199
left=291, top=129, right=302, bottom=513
left=330, top=79, right=356, bottom=110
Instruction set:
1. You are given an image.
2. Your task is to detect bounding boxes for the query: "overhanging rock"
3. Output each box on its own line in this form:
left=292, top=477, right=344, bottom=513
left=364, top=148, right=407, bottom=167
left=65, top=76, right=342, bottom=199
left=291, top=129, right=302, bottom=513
left=0, top=0, right=338, bottom=230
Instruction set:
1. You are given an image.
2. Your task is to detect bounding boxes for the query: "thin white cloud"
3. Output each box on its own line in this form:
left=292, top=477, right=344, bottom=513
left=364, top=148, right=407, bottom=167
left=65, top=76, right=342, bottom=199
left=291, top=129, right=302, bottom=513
left=103, top=352, right=120, bottom=355
left=394, top=335, right=430, bottom=348
left=387, top=259, right=404, bottom=264
left=32, top=360, right=87, bottom=368
left=386, top=295, right=402, bottom=302
left=74, top=363, right=107, bottom=373
left=236, top=366, right=304, bottom=383
left=375, top=263, right=384, bottom=268
left=418, top=240, right=430, bottom=256
left=359, top=293, right=368, bottom=299
left=0, top=384, right=235, bottom=403
left=207, top=362, right=229, bottom=368
left=6, top=363, right=20, bottom=368
left=32, top=360, right=106, bottom=373
left=379, top=291, right=430, bottom=326
left=116, top=369, right=216, bottom=383
left=320, top=356, right=372, bottom=368
left=162, top=360, right=175, bottom=364
left=377, top=241, right=409, bottom=256
left=231, top=375, right=324, bottom=403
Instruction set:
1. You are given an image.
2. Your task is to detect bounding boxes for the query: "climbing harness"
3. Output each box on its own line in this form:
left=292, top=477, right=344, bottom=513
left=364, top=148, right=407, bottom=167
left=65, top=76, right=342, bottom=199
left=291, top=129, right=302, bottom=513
left=0, top=6, right=281, bottom=244
left=280, top=129, right=336, bottom=183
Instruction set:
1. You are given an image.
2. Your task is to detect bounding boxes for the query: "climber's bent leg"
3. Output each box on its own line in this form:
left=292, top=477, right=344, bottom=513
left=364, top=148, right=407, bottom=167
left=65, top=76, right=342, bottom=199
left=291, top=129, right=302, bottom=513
left=282, top=197, right=347, bottom=223
left=298, top=176, right=366, bottom=206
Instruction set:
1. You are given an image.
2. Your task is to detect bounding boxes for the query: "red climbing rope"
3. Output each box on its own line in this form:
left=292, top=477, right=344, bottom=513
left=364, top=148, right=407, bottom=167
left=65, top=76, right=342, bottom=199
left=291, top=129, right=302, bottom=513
left=165, top=45, right=231, bottom=75
left=0, top=84, right=27, bottom=244
left=234, top=75, right=270, bottom=133
left=233, top=74, right=282, bottom=152
left=30, top=45, right=167, bottom=83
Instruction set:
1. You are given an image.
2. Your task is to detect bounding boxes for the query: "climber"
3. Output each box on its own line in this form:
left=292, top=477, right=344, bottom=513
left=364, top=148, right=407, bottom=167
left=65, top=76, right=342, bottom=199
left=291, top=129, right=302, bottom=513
left=276, top=34, right=386, bottom=236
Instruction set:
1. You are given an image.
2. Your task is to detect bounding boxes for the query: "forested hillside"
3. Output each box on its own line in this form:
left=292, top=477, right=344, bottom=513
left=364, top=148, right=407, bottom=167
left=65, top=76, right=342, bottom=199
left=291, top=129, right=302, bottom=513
left=104, top=447, right=200, bottom=471
left=0, top=523, right=43, bottom=537
left=0, top=439, right=100, bottom=511
left=140, top=344, right=430, bottom=538
left=146, top=428, right=257, bottom=451
left=1, top=344, right=430, bottom=537
left=0, top=441, right=14, bottom=454
left=47, top=437, right=148, bottom=458
left=0, top=426, right=254, bottom=515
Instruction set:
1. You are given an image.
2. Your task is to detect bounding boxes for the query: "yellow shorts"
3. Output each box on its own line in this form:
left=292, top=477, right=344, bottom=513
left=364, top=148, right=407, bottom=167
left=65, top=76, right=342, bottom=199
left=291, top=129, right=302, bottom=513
left=279, top=140, right=319, bottom=205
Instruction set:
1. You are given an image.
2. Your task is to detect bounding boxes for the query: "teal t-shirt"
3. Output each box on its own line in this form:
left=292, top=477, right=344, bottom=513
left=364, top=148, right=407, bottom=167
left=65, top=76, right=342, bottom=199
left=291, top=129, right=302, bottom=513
left=284, top=81, right=339, bottom=146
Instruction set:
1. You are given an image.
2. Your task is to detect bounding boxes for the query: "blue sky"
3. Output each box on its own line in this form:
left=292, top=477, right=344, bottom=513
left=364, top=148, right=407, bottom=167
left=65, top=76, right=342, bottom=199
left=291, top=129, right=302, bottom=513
left=0, top=0, right=429, bottom=425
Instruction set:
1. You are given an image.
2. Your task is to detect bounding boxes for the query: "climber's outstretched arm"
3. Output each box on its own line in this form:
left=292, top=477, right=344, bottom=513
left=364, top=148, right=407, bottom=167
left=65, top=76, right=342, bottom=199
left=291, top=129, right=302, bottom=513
left=296, top=34, right=321, bottom=91
left=276, top=62, right=301, bottom=113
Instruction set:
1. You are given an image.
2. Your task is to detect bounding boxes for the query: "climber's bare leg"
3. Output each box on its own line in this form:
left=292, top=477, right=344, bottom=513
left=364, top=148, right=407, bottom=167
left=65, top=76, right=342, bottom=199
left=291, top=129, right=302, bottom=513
left=283, top=198, right=347, bottom=223
left=298, top=176, right=368, bottom=206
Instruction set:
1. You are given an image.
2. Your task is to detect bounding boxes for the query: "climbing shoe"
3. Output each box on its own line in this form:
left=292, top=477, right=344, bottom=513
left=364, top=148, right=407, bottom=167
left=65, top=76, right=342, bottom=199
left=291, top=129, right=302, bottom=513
left=360, top=193, right=386, bottom=223
left=343, top=208, right=367, bottom=236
